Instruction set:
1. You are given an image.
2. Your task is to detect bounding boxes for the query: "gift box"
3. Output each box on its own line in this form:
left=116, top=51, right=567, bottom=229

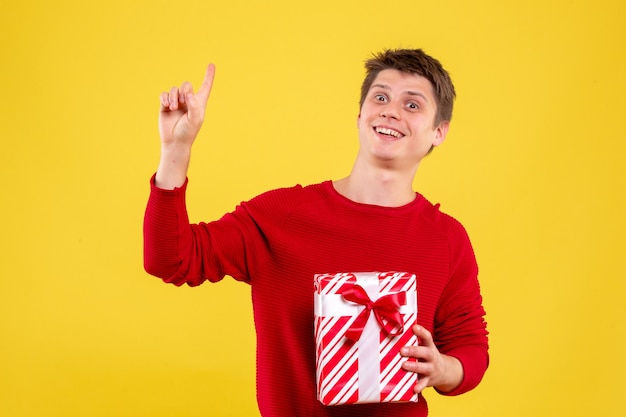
left=314, top=271, right=418, bottom=406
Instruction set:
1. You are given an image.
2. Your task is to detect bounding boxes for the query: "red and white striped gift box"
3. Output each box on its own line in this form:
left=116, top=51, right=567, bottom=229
left=314, top=272, right=419, bottom=406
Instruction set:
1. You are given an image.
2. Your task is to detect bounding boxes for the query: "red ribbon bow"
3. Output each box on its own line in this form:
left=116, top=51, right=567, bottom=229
left=341, top=284, right=406, bottom=342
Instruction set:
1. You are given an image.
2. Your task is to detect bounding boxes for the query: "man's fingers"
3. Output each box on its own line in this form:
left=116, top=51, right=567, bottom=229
left=185, top=65, right=215, bottom=125
left=414, top=378, right=429, bottom=394
left=401, top=345, right=432, bottom=361
left=160, top=92, right=170, bottom=111
left=401, top=356, right=430, bottom=394
left=412, top=324, right=434, bottom=346
left=195, top=63, right=216, bottom=105
left=168, top=86, right=181, bottom=110
left=159, top=64, right=215, bottom=114
left=179, top=81, right=194, bottom=103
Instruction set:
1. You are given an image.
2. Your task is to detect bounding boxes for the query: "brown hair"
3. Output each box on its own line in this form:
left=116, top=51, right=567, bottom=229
left=359, top=49, right=456, bottom=126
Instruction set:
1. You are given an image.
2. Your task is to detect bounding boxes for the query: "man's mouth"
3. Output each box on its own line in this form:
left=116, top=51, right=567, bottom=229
left=374, top=126, right=404, bottom=139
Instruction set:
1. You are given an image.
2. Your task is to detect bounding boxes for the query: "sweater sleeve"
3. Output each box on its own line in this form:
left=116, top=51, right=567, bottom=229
left=434, top=215, right=489, bottom=396
left=143, top=175, right=257, bottom=286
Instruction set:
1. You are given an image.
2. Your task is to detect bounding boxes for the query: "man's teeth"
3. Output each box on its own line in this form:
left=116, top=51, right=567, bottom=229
left=376, top=127, right=402, bottom=138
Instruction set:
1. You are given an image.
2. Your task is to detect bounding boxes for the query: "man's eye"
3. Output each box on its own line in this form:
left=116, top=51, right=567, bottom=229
left=407, top=102, right=418, bottom=109
left=374, top=94, right=387, bottom=102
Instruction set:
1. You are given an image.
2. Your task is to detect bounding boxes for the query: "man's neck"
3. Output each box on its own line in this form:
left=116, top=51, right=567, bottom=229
left=333, top=162, right=419, bottom=207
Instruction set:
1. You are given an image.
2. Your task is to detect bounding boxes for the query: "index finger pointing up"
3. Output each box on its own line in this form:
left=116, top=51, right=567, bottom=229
left=195, top=63, right=216, bottom=105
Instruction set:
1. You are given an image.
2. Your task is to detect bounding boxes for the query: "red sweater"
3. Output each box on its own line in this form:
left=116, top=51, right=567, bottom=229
left=143, top=177, right=489, bottom=417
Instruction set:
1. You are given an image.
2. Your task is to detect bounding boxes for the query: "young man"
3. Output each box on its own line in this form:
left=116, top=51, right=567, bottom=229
left=144, top=49, right=489, bottom=417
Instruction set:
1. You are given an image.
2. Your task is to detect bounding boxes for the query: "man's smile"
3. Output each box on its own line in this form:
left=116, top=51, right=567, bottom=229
left=374, top=126, right=405, bottom=139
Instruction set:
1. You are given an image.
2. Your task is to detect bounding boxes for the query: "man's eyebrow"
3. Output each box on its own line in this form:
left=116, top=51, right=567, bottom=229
left=405, top=90, right=428, bottom=101
left=371, top=83, right=428, bottom=101
left=371, top=83, right=391, bottom=90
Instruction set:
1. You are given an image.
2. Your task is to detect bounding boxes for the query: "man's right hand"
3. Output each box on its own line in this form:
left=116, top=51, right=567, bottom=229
left=155, top=64, right=215, bottom=189
left=159, top=64, right=216, bottom=148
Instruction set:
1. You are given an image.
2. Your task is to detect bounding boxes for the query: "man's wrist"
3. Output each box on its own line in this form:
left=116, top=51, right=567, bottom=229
left=156, top=144, right=191, bottom=190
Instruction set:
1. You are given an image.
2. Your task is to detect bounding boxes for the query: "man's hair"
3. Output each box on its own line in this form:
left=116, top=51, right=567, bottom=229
left=359, top=49, right=456, bottom=126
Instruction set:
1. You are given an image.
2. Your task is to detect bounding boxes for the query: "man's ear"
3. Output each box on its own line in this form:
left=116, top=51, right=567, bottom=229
left=432, top=121, right=450, bottom=147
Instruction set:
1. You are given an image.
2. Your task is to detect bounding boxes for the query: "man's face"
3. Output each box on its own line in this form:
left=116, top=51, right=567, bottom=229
left=357, top=69, right=448, bottom=170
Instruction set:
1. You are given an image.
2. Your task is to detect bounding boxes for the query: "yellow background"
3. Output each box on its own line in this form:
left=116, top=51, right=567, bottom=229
left=1, top=0, right=624, bottom=415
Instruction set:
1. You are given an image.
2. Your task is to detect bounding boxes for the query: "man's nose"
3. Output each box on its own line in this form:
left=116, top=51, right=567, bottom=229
left=380, top=103, right=400, bottom=119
